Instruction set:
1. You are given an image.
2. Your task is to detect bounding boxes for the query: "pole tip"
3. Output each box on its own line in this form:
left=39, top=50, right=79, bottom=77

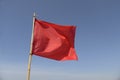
left=33, top=12, right=36, bottom=17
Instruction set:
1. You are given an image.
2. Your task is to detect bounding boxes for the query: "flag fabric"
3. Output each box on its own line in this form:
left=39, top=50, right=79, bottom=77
left=32, top=18, right=78, bottom=61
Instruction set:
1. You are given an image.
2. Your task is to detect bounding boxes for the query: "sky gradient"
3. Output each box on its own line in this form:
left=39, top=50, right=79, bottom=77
left=0, top=0, right=120, bottom=80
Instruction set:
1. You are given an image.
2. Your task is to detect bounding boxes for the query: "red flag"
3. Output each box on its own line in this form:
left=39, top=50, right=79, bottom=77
left=32, top=18, right=78, bottom=61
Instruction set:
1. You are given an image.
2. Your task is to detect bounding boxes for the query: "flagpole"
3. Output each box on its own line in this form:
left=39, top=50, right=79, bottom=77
left=27, top=12, right=36, bottom=80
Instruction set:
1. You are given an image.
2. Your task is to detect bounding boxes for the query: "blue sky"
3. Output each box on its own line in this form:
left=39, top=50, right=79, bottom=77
left=0, top=0, right=120, bottom=80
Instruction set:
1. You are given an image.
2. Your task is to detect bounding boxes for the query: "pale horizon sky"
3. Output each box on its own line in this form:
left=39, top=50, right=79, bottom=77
left=0, top=0, right=120, bottom=80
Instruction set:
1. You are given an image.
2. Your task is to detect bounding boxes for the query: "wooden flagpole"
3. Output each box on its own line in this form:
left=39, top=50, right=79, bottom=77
left=27, top=12, right=36, bottom=80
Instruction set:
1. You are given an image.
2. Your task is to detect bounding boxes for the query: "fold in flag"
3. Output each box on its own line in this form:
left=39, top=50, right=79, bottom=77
left=32, top=18, right=78, bottom=61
